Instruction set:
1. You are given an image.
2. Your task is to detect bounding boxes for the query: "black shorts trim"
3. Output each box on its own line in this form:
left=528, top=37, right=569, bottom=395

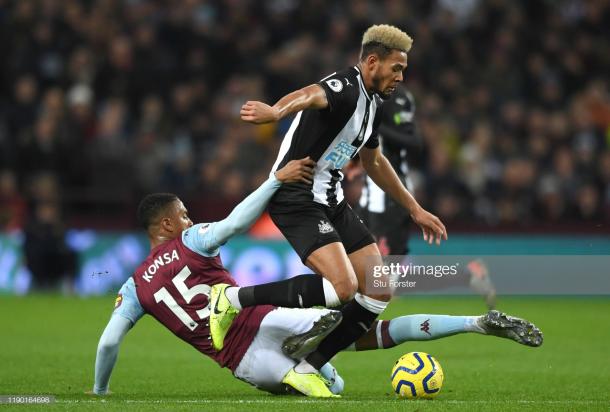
left=344, top=232, right=376, bottom=255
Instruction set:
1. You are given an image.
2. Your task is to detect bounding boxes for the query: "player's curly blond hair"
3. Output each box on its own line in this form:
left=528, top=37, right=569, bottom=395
left=360, top=24, right=413, bottom=60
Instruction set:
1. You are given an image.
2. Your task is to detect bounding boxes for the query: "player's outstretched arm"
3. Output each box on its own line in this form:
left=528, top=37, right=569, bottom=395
left=240, top=84, right=328, bottom=124
left=91, top=315, right=135, bottom=395
left=186, top=158, right=315, bottom=256
left=360, top=146, right=447, bottom=245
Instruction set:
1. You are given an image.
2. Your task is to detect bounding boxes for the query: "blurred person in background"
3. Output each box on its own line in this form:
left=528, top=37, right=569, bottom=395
left=23, top=200, right=76, bottom=293
left=348, top=84, right=496, bottom=308
left=0, top=170, right=26, bottom=231
left=0, top=0, right=608, bottom=229
left=353, top=84, right=422, bottom=256
left=0, top=0, right=608, bottom=303
left=21, top=173, right=76, bottom=292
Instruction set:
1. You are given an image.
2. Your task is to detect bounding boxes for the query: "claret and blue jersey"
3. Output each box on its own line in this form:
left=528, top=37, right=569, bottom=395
left=111, top=175, right=284, bottom=372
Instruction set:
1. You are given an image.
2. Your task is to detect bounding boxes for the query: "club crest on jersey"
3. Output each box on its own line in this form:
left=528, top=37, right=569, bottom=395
left=318, top=220, right=334, bottom=234
left=326, top=78, right=343, bottom=93
left=142, top=249, right=180, bottom=282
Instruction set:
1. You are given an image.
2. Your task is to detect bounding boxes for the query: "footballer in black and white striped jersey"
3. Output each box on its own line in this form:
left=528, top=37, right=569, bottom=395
left=270, top=66, right=383, bottom=208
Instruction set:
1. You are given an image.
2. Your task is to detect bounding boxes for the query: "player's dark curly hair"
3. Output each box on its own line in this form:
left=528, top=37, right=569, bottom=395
left=136, top=193, right=178, bottom=230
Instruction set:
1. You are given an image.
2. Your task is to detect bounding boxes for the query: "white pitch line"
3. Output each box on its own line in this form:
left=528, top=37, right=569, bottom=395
left=55, top=399, right=610, bottom=405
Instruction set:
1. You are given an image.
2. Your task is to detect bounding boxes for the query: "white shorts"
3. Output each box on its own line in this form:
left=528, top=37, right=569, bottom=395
left=233, top=307, right=332, bottom=393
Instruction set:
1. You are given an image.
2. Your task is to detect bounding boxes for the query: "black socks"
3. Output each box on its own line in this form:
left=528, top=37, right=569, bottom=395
left=237, top=274, right=326, bottom=308
left=305, top=298, right=378, bottom=369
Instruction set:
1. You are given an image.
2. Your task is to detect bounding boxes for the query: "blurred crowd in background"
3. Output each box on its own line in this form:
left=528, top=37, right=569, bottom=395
left=1, top=0, right=610, bottom=234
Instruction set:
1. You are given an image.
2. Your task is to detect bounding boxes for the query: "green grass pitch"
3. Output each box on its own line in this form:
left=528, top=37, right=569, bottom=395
left=1, top=295, right=609, bottom=411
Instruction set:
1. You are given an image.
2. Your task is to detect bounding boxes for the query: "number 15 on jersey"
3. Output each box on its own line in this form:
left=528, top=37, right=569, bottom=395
left=153, top=266, right=211, bottom=331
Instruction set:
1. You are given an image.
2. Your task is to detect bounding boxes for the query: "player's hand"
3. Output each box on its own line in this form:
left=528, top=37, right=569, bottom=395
left=344, top=159, right=364, bottom=182
left=275, top=157, right=316, bottom=184
left=240, top=101, right=280, bottom=124
left=410, top=207, right=447, bottom=246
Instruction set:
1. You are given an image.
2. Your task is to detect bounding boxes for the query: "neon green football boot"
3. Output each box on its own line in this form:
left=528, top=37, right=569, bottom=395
left=209, top=283, right=240, bottom=351
left=282, top=368, right=340, bottom=398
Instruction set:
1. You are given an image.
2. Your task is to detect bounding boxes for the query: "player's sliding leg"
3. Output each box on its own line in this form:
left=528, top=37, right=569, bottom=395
left=318, top=363, right=344, bottom=395
left=281, top=368, right=339, bottom=398
left=224, top=273, right=342, bottom=310
left=210, top=242, right=351, bottom=350
left=210, top=274, right=341, bottom=349
left=233, top=307, right=342, bottom=398
left=218, top=242, right=356, bottom=311
left=210, top=271, right=345, bottom=350
left=280, top=317, right=344, bottom=399
left=478, top=310, right=543, bottom=347
left=351, top=314, right=486, bottom=350
left=283, top=362, right=344, bottom=397
left=208, top=284, right=241, bottom=350
left=292, top=243, right=390, bottom=374
left=282, top=311, right=343, bottom=359
left=350, top=311, right=543, bottom=351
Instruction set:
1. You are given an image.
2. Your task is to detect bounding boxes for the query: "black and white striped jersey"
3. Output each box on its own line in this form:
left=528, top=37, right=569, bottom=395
left=270, top=66, right=382, bottom=207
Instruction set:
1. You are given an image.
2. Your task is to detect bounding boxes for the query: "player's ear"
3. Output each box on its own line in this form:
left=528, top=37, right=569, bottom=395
left=160, top=216, right=174, bottom=232
left=366, top=53, right=379, bottom=71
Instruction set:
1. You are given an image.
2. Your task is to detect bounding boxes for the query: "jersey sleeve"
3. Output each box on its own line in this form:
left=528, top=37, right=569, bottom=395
left=182, top=222, right=219, bottom=257
left=113, top=277, right=145, bottom=324
left=317, top=73, right=358, bottom=112
left=364, top=104, right=383, bottom=149
left=93, top=314, right=133, bottom=395
left=182, top=175, right=282, bottom=257
left=95, top=278, right=142, bottom=395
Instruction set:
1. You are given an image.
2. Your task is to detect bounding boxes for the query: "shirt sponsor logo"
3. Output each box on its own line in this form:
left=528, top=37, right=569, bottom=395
left=324, top=139, right=357, bottom=169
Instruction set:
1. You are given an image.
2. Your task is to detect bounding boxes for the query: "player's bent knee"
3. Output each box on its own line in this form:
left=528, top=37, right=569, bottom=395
left=337, top=288, right=356, bottom=304
left=334, top=278, right=358, bottom=303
